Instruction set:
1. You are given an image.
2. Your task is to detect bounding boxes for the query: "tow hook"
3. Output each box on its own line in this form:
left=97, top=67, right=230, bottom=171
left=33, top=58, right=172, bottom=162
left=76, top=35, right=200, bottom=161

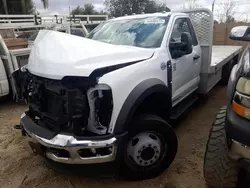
left=14, top=124, right=26, bottom=136
left=14, top=124, right=21, bottom=130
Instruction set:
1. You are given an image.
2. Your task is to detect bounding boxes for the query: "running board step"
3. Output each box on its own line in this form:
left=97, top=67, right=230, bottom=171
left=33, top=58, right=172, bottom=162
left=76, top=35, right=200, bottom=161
left=170, top=95, right=198, bottom=119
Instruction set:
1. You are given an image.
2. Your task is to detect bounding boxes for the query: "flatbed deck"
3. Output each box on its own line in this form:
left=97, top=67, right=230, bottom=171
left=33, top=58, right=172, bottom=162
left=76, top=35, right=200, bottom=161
left=199, top=45, right=243, bottom=94
left=210, top=45, right=243, bottom=73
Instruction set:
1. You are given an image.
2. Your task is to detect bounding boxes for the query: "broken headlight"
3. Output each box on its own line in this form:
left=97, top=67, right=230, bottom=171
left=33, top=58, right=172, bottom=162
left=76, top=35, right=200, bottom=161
left=87, top=84, right=113, bottom=135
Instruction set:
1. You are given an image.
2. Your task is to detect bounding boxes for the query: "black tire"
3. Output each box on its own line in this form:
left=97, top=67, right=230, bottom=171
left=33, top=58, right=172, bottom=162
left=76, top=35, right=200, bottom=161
left=204, top=106, right=239, bottom=188
left=119, top=114, right=178, bottom=180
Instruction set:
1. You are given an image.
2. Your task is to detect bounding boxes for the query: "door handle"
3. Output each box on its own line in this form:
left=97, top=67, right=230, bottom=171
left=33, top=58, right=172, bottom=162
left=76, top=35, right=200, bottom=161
left=193, top=54, right=200, bottom=61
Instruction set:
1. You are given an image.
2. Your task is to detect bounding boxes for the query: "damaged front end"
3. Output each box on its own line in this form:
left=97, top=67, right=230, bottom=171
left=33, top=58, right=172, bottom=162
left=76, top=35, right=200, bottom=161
left=20, top=73, right=119, bottom=164
left=26, top=74, right=113, bottom=136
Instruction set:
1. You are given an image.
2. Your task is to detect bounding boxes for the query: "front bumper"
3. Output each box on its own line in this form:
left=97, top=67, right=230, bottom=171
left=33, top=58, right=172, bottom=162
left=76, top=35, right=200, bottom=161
left=20, top=113, right=124, bottom=165
left=226, top=105, right=250, bottom=146
left=230, top=140, right=250, bottom=160
left=226, top=105, right=250, bottom=160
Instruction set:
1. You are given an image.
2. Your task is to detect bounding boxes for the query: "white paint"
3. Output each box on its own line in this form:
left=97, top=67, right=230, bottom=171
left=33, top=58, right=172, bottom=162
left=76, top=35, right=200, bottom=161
left=28, top=30, right=155, bottom=79
left=111, top=12, right=172, bottom=21
left=211, top=45, right=243, bottom=67
left=0, top=58, right=9, bottom=97
left=26, top=10, right=242, bottom=134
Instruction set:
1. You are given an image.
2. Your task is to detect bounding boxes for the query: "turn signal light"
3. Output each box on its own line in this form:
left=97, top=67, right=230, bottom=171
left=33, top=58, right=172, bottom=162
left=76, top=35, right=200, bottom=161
left=232, top=101, right=250, bottom=119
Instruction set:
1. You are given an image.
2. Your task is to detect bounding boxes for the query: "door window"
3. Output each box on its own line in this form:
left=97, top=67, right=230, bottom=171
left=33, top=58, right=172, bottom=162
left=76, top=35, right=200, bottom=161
left=170, top=18, right=198, bottom=45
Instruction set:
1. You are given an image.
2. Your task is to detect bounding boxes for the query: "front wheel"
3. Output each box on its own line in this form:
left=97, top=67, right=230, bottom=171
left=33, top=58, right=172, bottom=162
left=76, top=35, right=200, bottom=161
left=120, top=114, right=178, bottom=180
left=204, top=107, right=239, bottom=188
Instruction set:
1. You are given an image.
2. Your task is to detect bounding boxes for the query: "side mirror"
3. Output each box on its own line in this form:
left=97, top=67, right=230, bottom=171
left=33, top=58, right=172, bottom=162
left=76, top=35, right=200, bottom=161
left=181, top=32, right=193, bottom=54
left=230, top=26, right=250, bottom=41
left=169, top=32, right=193, bottom=59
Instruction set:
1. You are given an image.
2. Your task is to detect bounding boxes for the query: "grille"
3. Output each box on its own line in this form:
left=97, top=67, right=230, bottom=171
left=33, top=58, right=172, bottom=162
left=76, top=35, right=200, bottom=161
left=28, top=75, right=89, bottom=135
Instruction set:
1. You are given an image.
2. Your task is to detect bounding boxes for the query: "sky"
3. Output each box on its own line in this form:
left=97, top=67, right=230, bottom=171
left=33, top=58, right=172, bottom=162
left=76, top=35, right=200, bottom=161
left=33, top=0, right=250, bottom=22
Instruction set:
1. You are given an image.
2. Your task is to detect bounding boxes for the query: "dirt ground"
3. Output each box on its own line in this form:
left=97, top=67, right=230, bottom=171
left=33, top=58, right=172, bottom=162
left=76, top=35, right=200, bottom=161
left=0, top=86, right=227, bottom=188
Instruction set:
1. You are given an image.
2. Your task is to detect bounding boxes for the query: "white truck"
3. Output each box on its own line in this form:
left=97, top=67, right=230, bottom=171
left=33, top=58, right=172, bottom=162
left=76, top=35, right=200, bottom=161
left=18, top=9, right=243, bottom=180
left=0, top=34, right=30, bottom=101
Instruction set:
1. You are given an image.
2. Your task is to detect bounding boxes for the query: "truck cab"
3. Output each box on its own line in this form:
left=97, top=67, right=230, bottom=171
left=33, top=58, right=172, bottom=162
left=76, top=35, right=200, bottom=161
left=18, top=9, right=243, bottom=180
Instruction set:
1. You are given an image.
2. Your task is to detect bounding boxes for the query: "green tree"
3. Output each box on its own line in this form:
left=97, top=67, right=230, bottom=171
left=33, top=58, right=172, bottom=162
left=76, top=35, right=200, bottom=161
left=71, top=4, right=101, bottom=15
left=144, top=1, right=170, bottom=13
left=83, top=4, right=96, bottom=14
left=0, top=0, right=34, bottom=14
left=71, top=5, right=85, bottom=15
left=0, top=0, right=48, bottom=14
left=104, top=0, right=170, bottom=17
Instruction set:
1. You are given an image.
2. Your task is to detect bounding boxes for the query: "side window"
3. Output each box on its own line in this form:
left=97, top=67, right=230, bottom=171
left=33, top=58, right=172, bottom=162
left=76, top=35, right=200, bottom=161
left=71, top=29, right=86, bottom=37
left=170, top=18, right=197, bottom=46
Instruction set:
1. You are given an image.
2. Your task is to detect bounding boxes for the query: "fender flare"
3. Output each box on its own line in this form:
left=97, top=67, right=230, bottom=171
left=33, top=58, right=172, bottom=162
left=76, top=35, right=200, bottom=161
left=113, top=78, right=172, bottom=134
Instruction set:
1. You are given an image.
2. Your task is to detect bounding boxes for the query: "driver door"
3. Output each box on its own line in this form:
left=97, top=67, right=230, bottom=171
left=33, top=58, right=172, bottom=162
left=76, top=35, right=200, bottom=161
left=168, top=17, right=201, bottom=106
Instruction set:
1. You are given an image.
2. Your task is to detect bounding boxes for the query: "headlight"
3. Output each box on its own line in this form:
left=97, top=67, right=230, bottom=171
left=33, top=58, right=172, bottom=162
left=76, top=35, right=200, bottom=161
left=233, top=77, right=250, bottom=119
left=236, top=77, right=250, bottom=95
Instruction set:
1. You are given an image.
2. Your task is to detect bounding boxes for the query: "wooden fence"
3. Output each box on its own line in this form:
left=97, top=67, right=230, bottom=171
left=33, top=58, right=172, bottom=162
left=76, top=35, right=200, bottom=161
left=213, top=23, right=250, bottom=46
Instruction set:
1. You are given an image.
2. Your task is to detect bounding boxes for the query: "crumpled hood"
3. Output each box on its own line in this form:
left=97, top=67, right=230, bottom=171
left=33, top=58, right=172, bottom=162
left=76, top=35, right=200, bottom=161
left=28, top=30, right=155, bottom=80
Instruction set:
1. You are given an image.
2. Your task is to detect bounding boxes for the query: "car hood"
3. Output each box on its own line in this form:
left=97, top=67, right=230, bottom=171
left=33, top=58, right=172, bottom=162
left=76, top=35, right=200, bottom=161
left=28, top=30, right=155, bottom=80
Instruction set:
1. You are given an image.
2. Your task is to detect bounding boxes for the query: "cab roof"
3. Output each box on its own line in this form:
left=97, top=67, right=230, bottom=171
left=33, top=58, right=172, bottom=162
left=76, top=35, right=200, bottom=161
left=110, top=12, right=187, bottom=21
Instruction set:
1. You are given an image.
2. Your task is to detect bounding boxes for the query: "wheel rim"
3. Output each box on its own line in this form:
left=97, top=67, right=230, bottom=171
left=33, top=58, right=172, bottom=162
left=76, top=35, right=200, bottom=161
left=127, top=132, right=163, bottom=167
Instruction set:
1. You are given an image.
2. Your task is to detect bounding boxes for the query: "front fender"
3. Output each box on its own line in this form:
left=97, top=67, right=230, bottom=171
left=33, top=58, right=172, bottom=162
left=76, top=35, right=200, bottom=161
left=114, top=78, right=171, bottom=134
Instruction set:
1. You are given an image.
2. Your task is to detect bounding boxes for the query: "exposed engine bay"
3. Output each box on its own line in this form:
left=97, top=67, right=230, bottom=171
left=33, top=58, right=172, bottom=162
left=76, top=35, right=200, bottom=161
left=24, top=73, right=113, bottom=136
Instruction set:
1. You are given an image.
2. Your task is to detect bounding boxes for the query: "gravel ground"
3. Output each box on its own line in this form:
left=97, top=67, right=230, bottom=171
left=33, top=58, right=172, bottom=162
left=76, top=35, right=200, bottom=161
left=0, top=86, right=227, bottom=188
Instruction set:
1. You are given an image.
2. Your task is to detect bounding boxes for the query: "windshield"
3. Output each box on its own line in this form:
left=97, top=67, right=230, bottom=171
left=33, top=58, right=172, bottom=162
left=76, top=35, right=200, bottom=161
left=87, top=16, right=169, bottom=48
left=28, top=31, right=39, bottom=41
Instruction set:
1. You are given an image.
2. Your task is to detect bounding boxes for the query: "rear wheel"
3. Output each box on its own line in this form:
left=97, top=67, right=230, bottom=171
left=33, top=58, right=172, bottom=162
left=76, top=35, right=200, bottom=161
left=120, top=114, right=178, bottom=180
left=204, top=107, right=239, bottom=188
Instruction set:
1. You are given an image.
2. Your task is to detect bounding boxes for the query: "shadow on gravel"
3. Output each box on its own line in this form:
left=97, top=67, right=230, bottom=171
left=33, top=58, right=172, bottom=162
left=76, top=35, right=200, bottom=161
left=169, top=85, right=227, bottom=128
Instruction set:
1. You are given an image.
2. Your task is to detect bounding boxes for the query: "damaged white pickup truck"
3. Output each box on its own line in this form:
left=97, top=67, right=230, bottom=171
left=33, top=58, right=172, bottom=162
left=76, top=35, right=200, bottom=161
left=18, top=9, right=243, bottom=180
